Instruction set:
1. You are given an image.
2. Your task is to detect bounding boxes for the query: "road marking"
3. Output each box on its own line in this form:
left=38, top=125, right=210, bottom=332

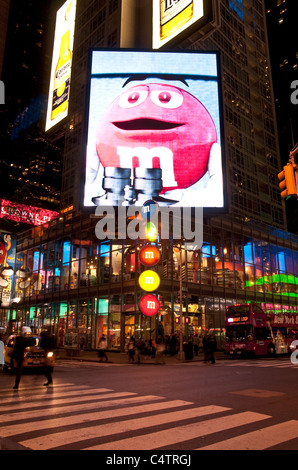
left=0, top=394, right=164, bottom=422
left=20, top=405, right=230, bottom=450
left=85, top=411, right=269, bottom=450
left=200, top=420, right=298, bottom=450
left=0, top=391, right=137, bottom=413
left=0, top=388, right=113, bottom=405
left=0, top=400, right=192, bottom=437
left=0, top=383, right=81, bottom=393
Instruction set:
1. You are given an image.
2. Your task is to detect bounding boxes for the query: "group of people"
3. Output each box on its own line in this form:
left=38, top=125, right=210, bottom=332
left=122, top=332, right=217, bottom=364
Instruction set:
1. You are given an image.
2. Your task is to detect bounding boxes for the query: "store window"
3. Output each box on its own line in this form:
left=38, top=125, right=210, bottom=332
left=100, top=242, right=110, bottom=284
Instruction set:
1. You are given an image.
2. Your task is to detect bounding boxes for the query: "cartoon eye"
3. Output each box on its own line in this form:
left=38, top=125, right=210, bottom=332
left=150, top=90, right=183, bottom=109
left=118, top=90, right=148, bottom=108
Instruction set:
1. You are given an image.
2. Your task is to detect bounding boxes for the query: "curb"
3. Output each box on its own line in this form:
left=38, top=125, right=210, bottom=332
left=0, top=437, right=30, bottom=450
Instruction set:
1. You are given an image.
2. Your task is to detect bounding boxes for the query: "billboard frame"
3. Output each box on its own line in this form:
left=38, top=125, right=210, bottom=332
left=152, top=0, right=216, bottom=50
left=79, top=48, right=228, bottom=220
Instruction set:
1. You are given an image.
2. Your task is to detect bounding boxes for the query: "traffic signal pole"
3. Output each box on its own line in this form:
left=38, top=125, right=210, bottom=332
left=277, top=144, right=298, bottom=199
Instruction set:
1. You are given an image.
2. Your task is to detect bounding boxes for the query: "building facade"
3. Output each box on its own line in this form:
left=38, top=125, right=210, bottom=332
left=1, top=210, right=298, bottom=351
left=1, top=0, right=297, bottom=352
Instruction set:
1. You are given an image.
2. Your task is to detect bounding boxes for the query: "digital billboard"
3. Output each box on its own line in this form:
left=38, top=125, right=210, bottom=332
left=45, top=0, right=77, bottom=132
left=153, top=0, right=204, bottom=49
left=83, top=49, right=225, bottom=211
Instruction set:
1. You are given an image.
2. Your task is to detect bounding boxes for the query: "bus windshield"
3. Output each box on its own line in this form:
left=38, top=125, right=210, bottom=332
left=226, top=305, right=250, bottom=316
left=226, top=325, right=253, bottom=342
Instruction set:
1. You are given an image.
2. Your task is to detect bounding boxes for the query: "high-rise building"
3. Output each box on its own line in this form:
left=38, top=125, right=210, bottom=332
left=1, top=1, right=298, bottom=353
left=60, top=0, right=286, bottom=232
left=0, top=0, right=64, bottom=212
left=265, top=0, right=298, bottom=234
left=0, top=0, right=10, bottom=78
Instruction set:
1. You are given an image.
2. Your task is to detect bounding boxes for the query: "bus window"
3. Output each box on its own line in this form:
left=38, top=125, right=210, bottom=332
left=252, top=305, right=264, bottom=314
left=226, top=325, right=253, bottom=342
left=255, top=327, right=272, bottom=341
left=287, top=329, right=298, bottom=340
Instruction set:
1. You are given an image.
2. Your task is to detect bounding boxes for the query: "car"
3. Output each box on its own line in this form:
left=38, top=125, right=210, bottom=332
left=3, top=334, right=55, bottom=372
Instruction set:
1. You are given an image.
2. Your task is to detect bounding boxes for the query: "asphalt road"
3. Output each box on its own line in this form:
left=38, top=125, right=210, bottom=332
left=1, top=355, right=298, bottom=455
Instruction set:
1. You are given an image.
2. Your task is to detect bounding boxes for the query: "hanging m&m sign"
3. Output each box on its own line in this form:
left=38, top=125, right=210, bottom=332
left=138, top=270, right=160, bottom=292
left=139, top=246, right=161, bottom=267
left=139, top=294, right=160, bottom=316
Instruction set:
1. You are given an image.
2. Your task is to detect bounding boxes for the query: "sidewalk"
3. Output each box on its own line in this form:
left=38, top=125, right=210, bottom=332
left=56, top=349, right=226, bottom=364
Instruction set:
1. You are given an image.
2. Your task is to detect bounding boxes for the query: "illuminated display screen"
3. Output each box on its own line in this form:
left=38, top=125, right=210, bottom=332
left=83, top=49, right=225, bottom=210
left=153, top=0, right=204, bottom=49
left=45, top=0, right=77, bottom=132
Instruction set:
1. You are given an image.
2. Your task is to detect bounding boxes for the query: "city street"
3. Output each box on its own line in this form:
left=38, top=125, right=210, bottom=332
left=1, top=354, right=298, bottom=452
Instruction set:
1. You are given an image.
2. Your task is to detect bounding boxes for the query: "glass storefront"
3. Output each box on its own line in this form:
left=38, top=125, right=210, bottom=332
left=1, top=213, right=298, bottom=351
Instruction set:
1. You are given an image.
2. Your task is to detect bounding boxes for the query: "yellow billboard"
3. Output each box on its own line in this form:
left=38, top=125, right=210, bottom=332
left=45, top=0, right=77, bottom=132
left=153, top=0, right=204, bottom=49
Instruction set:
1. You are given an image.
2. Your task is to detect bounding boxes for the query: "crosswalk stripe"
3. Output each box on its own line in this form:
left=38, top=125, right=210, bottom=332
left=0, top=388, right=112, bottom=405
left=0, top=394, right=165, bottom=422
left=84, top=411, right=270, bottom=450
left=0, top=391, right=137, bottom=413
left=0, top=383, right=81, bottom=393
left=199, top=420, right=298, bottom=450
left=0, top=400, right=192, bottom=438
left=19, top=405, right=230, bottom=450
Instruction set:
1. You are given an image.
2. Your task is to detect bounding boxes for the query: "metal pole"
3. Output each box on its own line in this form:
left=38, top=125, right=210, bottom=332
left=178, top=245, right=184, bottom=361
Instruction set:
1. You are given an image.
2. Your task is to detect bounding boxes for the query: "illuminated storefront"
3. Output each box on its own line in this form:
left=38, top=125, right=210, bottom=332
left=1, top=211, right=298, bottom=351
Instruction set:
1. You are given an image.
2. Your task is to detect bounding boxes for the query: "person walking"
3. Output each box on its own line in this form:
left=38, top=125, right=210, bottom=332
left=40, top=330, right=55, bottom=386
left=11, top=327, right=30, bottom=390
left=127, top=336, right=135, bottom=363
left=155, top=337, right=166, bottom=364
left=98, top=335, right=109, bottom=362
left=203, top=333, right=217, bottom=364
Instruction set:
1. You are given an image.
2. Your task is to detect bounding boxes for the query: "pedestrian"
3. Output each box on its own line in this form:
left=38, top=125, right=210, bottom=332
left=40, top=330, right=55, bottom=386
left=11, top=327, right=31, bottom=390
left=203, top=333, right=217, bottom=364
left=155, top=337, right=166, bottom=364
left=169, top=332, right=177, bottom=356
left=98, top=335, right=109, bottom=362
left=127, top=336, right=135, bottom=363
left=135, top=337, right=144, bottom=364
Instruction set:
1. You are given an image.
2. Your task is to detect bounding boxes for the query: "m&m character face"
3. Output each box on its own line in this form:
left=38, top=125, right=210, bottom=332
left=95, top=83, right=217, bottom=192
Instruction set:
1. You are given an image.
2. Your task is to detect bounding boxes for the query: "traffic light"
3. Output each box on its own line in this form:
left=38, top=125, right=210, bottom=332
left=138, top=201, right=161, bottom=317
left=278, top=163, right=297, bottom=199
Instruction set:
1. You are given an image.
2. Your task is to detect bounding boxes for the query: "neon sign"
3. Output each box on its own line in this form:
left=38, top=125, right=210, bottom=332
left=0, top=200, right=59, bottom=226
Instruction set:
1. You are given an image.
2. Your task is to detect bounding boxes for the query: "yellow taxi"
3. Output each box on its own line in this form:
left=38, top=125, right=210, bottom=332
left=3, top=334, right=55, bottom=371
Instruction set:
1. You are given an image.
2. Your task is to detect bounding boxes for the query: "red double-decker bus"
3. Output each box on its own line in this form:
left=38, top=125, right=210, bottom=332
left=225, top=303, right=298, bottom=356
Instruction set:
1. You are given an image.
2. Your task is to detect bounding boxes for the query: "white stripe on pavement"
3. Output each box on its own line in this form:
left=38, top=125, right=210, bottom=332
left=199, top=420, right=298, bottom=450
left=0, top=388, right=112, bottom=404
left=0, top=400, right=193, bottom=437
left=20, top=405, right=230, bottom=450
left=0, top=383, right=81, bottom=393
left=0, top=391, right=137, bottom=413
left=0, top=394, right=164, bottom=422
left=85, top=411, right=270, bottom=450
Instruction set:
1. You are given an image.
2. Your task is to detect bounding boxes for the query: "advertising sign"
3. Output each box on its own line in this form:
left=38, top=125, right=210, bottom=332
left=139, top=294, right=160, bottom=316
left=0, top=200, right=59, bottom=226
left=83, top=49, right=225, bottom=211
left=45, top=0, right=77, bottom=132
left=153, top=0, right=204, bottom=49
left=0, top=232, right=17, bottom=307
